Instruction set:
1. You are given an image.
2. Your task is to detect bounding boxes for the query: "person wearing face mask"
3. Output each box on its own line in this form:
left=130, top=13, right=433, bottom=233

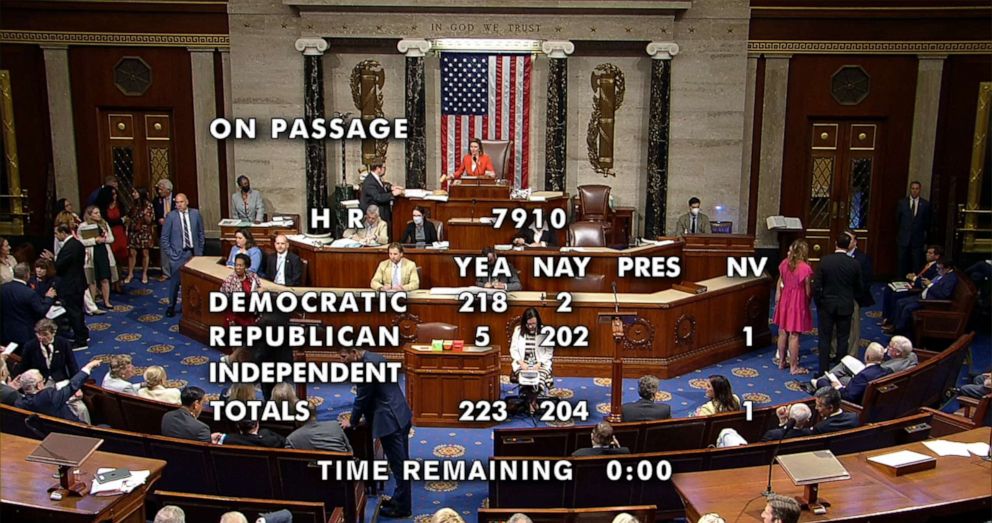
left=474, top=246, right=521, bottom=291
left=401, top=206, right=439, bottom=244
left=231, top=175, right=266, bottom=223
left=674, top=197, right=711, bottom=236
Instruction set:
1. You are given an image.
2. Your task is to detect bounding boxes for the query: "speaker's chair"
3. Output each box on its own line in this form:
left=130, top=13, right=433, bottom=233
left=568, top=221, right=608, bottom=247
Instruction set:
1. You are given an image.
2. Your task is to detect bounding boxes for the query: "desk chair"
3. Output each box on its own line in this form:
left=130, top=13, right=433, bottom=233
left=481, top=140, right=514, bottom=182
left=415, top=322, right=459, bottom=343
left=568, top=221, right=607, bottom=247
left=577, top=185, right=613, bottom=237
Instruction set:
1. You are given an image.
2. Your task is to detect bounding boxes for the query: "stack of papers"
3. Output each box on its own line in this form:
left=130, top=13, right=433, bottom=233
left=424, top=194, right=449, bottom=202
left=922, top=440, right=972, bottom=457
left=91, top=468, right=150, bottom=495
left=403, top=189, right=429, bottom=199
left=46, top=305, right=66, bottom=320
left=2, top=343, right=17, bottom=356
left=340, top=199, right=360, bottom=208
left=868, top=450, right=933, bottom=468
left=888, top=281, right=912, bottom=291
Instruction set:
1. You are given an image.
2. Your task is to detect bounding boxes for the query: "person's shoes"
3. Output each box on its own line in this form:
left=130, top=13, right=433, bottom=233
left=72, top=340, right=89, bottom=350
left=798, top=381, right=817, bottom=394
left=379, top=506, right=411, bottom=518
left=380, top=497, right=396, bottom=509
left=943, top=387, right=962, bottom=401
left=165, top=308, right=176, bottom=318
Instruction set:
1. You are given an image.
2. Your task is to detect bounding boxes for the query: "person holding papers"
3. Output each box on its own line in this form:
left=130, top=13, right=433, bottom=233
left=1, top=263, right=51, bottom=347
left=439, top=138, right=495, bottom=189
left=360, top=163, right=403, bottom=227
left=371, top=243, right=419, bottom=292
left=880, top=245, right=942, bottom=329
left=510, top=308, right=554, bottom=413
left=813, top=342, right=891, bottom=405
left=81, top=205, right=120, bottom=309
left=883, top=259, right=958, bottom=335
left=401, top=206, right=438, bottom=244
left=812, top=335, right=916, bottom=391
left=264, top=234, right=304, bottom=286
left=475, top=247, right=521, bottom=291
left=345, top=204, right=389, bottom=246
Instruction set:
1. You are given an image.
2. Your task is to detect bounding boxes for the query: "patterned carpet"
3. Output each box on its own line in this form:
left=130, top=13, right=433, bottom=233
left=74, top=280, right=990, bottom=521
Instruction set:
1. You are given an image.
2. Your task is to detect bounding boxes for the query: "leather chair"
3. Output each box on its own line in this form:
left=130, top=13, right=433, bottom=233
left=568, top=221, right=607, bottom=247
left=577, top=185, right=613, bottom=237
left=570, top=273, right=606, bottom=292
left=481, top=140, right=514, bottom=181
left=416, top=322, right=460, bottom=342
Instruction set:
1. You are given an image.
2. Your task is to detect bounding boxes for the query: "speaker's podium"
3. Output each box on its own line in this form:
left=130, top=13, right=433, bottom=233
left=448, top=177, right=511, bottom=200
left=403, top=344, right=501, bottom=427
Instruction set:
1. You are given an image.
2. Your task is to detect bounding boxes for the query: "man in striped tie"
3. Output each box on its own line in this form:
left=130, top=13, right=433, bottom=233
left=160, top=193, right=204, bottom=317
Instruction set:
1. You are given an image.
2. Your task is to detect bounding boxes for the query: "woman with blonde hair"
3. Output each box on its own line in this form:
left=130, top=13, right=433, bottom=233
left=138, top=366, right=181, bottom=404
left=432, top=508, right=465, bottom=523
left=81, top=205, right=119, bottom=309
left=772, top=239, right=813, bottom=375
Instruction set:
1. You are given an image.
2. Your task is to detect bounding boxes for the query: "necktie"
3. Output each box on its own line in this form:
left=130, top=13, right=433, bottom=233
left=164, top=198, right=171, bottom=215
left=44, top=344, right=53, bottom=368
left=276, top=255, right=285, bottom=284
left=911, top=199, right=917, bottom=217
left=691, top=216, right=697, bottom=234
left=392, top=263, right=402, bottom=288
left=182, top=212, right=192, bottom=249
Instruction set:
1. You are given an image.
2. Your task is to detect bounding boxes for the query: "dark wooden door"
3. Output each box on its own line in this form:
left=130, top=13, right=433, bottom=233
left=98, top=110, right=175, bottom=207
left=804, top=120, right=881, bottom=262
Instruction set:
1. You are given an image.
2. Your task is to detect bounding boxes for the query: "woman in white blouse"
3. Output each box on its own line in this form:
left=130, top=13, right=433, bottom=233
left=0, top=237, right=17, bottom=284
left=510, top=307, right=554, bottom=413
left=137, top=366, right=181, bottom=405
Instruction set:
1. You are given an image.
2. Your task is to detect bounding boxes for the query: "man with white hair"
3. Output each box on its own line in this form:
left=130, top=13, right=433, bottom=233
left=154, top=178, right=177, bottom=279
left=344, top=204, right=389, bottom=246
left=811, top=336, right=916, bottom=390
left=760, top=402, right=813, bottom=441
left=219, top=511, right=248, bottom=523
left=15, top=359, right=102, bottom=421
left=506, top=514, right=533, bottom=523
left=153, top=505, right=186, bottom=523
left=815, top=342, right=891, bottom=404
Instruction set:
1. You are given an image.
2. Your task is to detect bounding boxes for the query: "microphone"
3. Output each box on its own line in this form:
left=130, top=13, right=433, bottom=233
left=612, top=281, right=620, bottom=313
left=764, top=418, right=796, bottom=497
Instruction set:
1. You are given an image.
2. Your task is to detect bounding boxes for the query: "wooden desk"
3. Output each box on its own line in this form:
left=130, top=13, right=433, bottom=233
left=391, top=192, right=569, bottom=246
left=220, top=219, right=300, bottom=257
left=404, top=345, right=500, bottom=427
left=673, top=427, right=992, bottom=522
left=445, top=218, right=518, bottom=251
left=1, top=433, right=165, bottom=523
left=179, top=256, right=772, bottom=378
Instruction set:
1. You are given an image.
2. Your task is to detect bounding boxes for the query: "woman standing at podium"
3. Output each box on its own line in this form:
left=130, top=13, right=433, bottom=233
left=772, top=239, right=813, bottom=375
left=439, top=138, right=495, bottom=189
left=510, top=307, right=554, bottom=413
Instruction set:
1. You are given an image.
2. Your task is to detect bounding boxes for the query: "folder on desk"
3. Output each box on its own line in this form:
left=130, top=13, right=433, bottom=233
left=776, top=450, right=850, bottom=485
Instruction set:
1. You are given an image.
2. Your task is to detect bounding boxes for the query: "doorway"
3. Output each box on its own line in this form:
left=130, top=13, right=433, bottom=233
left=98, top=110, right=175, bottom=207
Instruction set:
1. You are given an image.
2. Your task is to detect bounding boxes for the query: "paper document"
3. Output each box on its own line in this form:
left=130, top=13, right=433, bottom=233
left=91, top=468, right=150, bottom=494
left=46, top=306, right=66, bottom=320
left=425, top=241, right=450, bottom=250
left=824, top=372, right=842, bottom=388
left=965, top=442, right=990, bottom=457
left=78, top=223, right=102, bottom=240
left=766, top=216, right=803, bottom=230
left=2, top=343, right=17, bottom=356
left=340, top=199, right=360, bottom=208
left=868, top=450, right=933, bottom=468
left=403, top=189, right=429, bottom=199
left=888, top=281, right=912, bottom=292
left=922, top=439, right=972, bottom=457
left=218, top=219, right=248, bottom=227
left=424, top=194, right=449, bottom=202
left=840, top=355, right=865, bottom=375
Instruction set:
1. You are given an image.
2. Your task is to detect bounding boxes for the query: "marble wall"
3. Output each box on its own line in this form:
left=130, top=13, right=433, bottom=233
left=227, top=0, right=751, bottom=235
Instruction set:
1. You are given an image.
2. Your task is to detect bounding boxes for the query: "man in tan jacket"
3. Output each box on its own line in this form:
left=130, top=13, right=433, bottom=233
left=371, top=243, right=419, bottom=291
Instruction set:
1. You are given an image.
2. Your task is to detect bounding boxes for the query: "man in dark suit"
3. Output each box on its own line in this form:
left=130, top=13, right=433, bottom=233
left=814, top=342, right=892, bottom=405
left=154, top=179, right=178, bottom=279
left=571, top=422, right=631, bottom=456
left=881, top=245, right=942, bottom=328
left=160, top=193, right=205, bottom=317
left=286, top=404, right=353, bottom=453
left=835, top=231, right=874, bottom=358
left=264, top=234, right=304, bottom=286
left=896, top=180, right=931, bottom=277
left=813, top=234, right=863, bottom=373
left=338, top=347, right=413, bottom=518
left=52, top=224, right=89, bottom=348
left=359, top=163, right=404, bottom=230
left=809, top=386, right=860, bottom=434
left=761, top=403, right=813, bottom=441
left=885, top=259, right=959, bottom=335
left=1, top=263, right=51, bottom=347
left=15, top=359, right=101, bottom=422
left=621, top=375, right=672, bottom=422
left=16, top=319, right=79, bottom=384
left=161, top=386, right=211, bottom=442
left=213, top=419, right=286, bottom=448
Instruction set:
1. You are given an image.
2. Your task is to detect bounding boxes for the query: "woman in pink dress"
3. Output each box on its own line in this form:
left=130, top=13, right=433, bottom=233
left=773, top=239, right=813, bottom=375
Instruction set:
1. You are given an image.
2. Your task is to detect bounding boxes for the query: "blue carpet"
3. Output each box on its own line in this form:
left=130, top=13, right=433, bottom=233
left=75, top=280, right=990, bottom=521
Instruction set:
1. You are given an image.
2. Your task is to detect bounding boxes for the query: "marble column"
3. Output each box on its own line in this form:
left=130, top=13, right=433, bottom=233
left=644, top=42, right=679, bottom=239
left=189, top=48, right=221, bottom=238
left=398, top=39, right=431, bottom=189
left=755, top=55, right=791, bottom=248
left=220, top=49, right=236, bottom=212
left=42, top=45, right=81, bottom=210
left=541, top=40, right=574, bottom=192
left=295, top=38, right=330, bottom=235
left=908, top=56, right=946, bottom=198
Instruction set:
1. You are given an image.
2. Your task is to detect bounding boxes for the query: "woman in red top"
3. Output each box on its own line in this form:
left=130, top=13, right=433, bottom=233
left=440, top=138, right=495, bottom=189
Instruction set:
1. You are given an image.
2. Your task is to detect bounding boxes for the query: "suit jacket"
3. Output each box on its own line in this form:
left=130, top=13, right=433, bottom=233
left=286, top=420, right=353, bottom=453
left=359, top=174, right=395, bottom=224
left=850, top=248, right=875, bottom=307
left=370, top=258, right=419, bottom=291
left=475, top=258, right=522, bottom=291
left=571, top=446, right=631, bottom=457
left=102, top=374, right=138, bottom=395
left=913, top=261, right=941, bottom=289
left=17, top=336, right=79, bottom=383
left=161, top=408, right=212, bottom=442
left=674, top=212, right=712, bottom=236
left=621, top=398, right=672, bottom=422
left=345, top=219, right=390, bottom=246
left=882, top=353, right=918, bottom=374
left=351, top=351, right=413, bottom=439
left=810, top=411, right=860, bottom=434
left=896, top=197, right=931, bottom=248
left=154, top=194, right=177, bottom=223
left=813, top=252, right=863, bottom=316
left=264, top=251, right=304, bottom=286
left=224, top=428, right=285, bottom=448
left=160, top=208, right=205, bottom=261
left=760, top=426, right=812, bottom=442
left=231, top=190, right=265, bottom=222
left=54, top=236, right=87, bottom=296
left=401, top=220, right=439, bottom=244
left=15, top=369, right=89, bottom=422
left=1, top=280, right=50, bottom=346
left=0, top=383, right=21, bottom=405
left=453, top=153, right=496, bottom=178
left=841, top=364, right=892, bottom=404
left=922, top=271, right=958, bottom=301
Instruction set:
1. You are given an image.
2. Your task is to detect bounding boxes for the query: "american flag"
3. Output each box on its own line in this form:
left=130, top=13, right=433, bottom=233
left=440, top=52, right=532, bottom=188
